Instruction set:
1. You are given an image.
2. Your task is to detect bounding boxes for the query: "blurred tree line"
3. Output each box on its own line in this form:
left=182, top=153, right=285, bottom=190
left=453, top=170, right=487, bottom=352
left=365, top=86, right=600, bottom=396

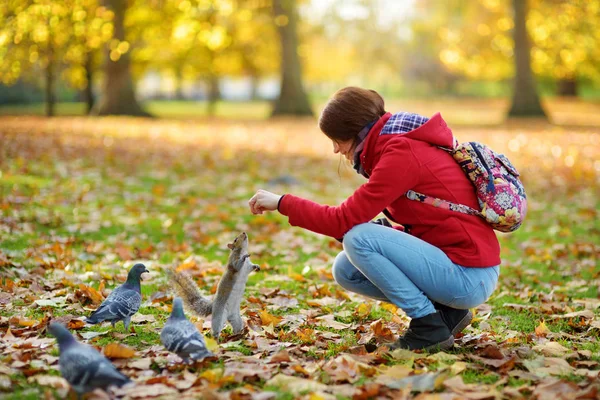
left=0, top=0, right=598, bottom=118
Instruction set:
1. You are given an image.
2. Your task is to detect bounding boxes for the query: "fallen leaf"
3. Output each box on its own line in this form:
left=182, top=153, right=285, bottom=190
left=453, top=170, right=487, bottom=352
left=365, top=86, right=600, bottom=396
left=532, top=378, right=579, bottom=399
left=535, top=320, right=551, bottom=337
left=259, top=310, right=282, bottom=326
left=265, top=373, right=328, bottom=395
left=532, top=341, right=573, bottom=357
left=103, top=343, right=135, bottom=359
left=384, top=372, right=447, bottom=392
left=269, top=349, right=291, bottom=363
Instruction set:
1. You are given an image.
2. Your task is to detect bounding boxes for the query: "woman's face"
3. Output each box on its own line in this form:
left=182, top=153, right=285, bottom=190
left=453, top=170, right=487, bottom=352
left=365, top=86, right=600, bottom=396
left=332, top=139, right=355, bottom=162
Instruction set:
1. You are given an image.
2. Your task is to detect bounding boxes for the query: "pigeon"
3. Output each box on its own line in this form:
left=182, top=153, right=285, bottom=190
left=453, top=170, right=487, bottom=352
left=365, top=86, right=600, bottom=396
left=85, top=263, right=149, bottom=331
left=47, top=322, right=131, bottom=397
left=161, top=297, right=214, bottom=363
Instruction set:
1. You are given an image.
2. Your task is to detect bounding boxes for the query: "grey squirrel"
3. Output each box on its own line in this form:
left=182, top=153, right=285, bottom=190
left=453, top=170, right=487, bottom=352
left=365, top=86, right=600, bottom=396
left=167, top=232, right=259, bottom=341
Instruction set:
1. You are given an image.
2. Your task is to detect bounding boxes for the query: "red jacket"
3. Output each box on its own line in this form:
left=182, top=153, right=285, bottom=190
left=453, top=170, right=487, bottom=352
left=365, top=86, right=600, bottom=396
left=279, top=112, right=501, bottom=267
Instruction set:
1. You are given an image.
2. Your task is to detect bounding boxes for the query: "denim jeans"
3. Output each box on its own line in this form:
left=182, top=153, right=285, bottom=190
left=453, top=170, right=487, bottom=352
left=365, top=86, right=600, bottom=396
left=332, top=223, right=499, bottom=319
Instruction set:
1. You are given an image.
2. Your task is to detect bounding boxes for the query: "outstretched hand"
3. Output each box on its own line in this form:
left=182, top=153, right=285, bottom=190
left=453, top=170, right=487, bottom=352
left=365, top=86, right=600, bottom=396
left=248, top=189, right=282, bottom=215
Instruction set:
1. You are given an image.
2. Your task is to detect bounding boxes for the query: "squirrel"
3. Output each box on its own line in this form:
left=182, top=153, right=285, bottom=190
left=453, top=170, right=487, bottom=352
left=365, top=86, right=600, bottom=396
left=167, top=232, right=260, bottom=341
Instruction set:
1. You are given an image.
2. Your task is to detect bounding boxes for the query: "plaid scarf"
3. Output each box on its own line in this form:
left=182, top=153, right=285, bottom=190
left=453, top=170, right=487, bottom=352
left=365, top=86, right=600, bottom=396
left=353, top=112, right=429, bottom=177
left=353, top=120, right=377, bottom=177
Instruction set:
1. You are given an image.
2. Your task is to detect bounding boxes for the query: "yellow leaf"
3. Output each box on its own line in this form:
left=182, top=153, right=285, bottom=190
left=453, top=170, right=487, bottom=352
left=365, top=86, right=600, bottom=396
left=259, top=310, right=282, bottom=326
left=380, top=303, right=398, bottom=314
left=17, top=318, right=37, bottom=327
left=450, top=361, right=468, bottom=375
left=535, top=320, right=550, bottom=337
left=199, top=368, right=223, bottom=383
left=204, top=336, right=219, bottom=352
left=354, top=303, right=372, bottom=319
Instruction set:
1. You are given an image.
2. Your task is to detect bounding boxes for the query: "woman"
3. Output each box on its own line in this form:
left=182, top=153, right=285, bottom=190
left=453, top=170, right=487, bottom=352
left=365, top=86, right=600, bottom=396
left=248, top=87, right=500, bottom=351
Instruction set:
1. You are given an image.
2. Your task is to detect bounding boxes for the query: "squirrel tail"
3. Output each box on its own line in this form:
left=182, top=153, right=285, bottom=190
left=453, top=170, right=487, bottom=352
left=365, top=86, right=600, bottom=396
left=166, top=268, right=213, bottom=317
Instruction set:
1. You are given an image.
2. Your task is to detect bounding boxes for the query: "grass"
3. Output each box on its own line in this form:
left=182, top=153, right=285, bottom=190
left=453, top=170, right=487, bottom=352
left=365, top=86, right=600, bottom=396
left=0, top=108, right=598, bottom=398
left=0, top=100, right=272, bottom=119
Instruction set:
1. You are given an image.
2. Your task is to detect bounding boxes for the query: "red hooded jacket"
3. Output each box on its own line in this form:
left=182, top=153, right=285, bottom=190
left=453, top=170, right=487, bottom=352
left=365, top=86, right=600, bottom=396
left=278, top=112, right=501, bottom=267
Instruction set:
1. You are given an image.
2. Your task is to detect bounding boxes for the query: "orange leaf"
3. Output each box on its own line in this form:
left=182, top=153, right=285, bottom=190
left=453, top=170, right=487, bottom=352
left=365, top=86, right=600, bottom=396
left=67, top=319, right=86, bottom=330
left=103, top=343, right=136, bottom=359
left=175, top=260, right=196, bottom=272
left=77, top=284, right=104, bottom=305
left=10, top=317, right=37, bottom=327
left=296, top=328, right=315, bottom=344
left=289, top=273, right=305, bottom=282
left=371, top=319, right=395, bottom=342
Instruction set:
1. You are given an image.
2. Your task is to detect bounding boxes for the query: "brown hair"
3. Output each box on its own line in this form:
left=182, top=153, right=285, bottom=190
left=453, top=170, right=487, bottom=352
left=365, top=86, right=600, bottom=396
left=318, top=87, right=386, bottom=144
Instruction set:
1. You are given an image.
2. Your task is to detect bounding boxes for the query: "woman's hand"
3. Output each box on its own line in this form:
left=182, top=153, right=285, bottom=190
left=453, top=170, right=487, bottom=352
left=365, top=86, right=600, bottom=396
left=249, top=190, right=282, bottom=215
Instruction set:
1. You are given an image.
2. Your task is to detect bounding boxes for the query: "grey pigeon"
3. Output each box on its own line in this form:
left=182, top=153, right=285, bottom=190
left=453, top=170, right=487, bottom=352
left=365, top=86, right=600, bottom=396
left=85, top=263, right=149, bottom=331
left=161, top=297, right=214, bottom=362
left=48, top=322, right=131, bottom=397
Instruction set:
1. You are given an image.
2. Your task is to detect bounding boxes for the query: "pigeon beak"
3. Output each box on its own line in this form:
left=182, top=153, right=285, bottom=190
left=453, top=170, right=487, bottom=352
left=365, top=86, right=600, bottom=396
left=142, top=269, right=149, bottom=279
left=252, top=264, right=260, bottom=272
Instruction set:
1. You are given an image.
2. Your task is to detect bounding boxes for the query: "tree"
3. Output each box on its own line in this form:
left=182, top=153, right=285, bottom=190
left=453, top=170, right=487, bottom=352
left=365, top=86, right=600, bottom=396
left=93, top=0, right=149, bottom=116
left=508, top=0, right=546, bottom=117
left=0, top=0, right=112, bottom=116
left=435, top=0, right=600, bottom=100
left=271, top=0, right=312, bottom=117
left=528, top=0, right=600, bottom=97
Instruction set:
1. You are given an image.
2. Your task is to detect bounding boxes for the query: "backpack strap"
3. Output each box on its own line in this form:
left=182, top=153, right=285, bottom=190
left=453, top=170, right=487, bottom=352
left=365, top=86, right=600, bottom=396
left=405, top=190, right=484, bottom=218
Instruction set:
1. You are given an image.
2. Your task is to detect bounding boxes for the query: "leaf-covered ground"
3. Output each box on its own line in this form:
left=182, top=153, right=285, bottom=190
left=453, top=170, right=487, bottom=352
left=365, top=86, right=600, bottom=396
left=0, top=113, right=599, bottom=399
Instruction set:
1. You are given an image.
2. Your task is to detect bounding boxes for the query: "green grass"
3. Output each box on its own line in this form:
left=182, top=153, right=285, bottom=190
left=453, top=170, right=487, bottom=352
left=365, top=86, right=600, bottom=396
left=0, top=100, right=272, bottom=120
left=461, top=369, right=500, bottom=385
left=1, top=111, right=598, bottom=398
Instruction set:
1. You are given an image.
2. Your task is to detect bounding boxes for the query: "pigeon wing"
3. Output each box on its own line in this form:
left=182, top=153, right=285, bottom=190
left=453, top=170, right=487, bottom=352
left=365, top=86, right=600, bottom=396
left=161, top=319, right=213, bottom=360
left=87, top=286, right=141, bottom=323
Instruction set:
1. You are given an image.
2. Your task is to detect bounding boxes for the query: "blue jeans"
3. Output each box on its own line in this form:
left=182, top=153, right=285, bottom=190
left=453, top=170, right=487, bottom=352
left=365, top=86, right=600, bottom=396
left=332, top=223, right=499, bottom=319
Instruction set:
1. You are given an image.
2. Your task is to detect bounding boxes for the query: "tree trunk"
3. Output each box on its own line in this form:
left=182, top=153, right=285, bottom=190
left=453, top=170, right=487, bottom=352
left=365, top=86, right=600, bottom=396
left=508, top=0, right=546, bottom=118
left=242, top=54, right=260, bottom=100
left=557, top=78, right=577, bottom=97
left=249, top=73, right=259, bottom=101
left=206, top=75, right=220, bottom=116
left=83, top=51, right=94, bottom=114
left=174, top=66, right=185, bottom=100
left=271, top=0, right=313, bottom=117
left=45, top=42, right=55, bottom=117
left=94, top=0, right=150, bottom=116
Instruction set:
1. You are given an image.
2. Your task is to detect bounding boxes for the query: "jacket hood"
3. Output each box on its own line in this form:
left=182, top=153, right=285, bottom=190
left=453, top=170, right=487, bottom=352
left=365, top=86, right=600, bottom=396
left=398, top=112, right=455, bottom=149
left=359, top=112, right=456, bottom=177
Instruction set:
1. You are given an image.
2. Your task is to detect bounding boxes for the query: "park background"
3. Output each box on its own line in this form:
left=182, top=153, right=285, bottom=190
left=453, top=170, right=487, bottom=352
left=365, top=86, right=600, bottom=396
left=0, top=0, right=599, bottom=399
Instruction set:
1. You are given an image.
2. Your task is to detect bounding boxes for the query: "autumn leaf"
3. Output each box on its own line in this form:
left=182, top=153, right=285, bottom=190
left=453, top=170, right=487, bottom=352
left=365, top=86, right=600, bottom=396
left=76, top=283, right=104, bottom=306
left=259, top=310, right=282, bottom=326
left=2, top=108, right=600, bottom=399
left=535, top=320, right=551, bottom=337
left=354, top=303, right=372, bottom=319
left=370, top=319, right=395, bottom=343
left=103, top=343, right=136, bottom=359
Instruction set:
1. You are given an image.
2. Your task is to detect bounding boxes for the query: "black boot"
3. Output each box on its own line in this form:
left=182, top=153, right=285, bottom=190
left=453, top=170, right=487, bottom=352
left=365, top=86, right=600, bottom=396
left=389, top=312, right=454, bottom=351
left=433, top=302, right=473, bottom=336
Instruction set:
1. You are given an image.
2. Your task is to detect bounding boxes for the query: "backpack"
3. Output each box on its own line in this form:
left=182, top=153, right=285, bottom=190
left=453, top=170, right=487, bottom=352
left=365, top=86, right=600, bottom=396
left=406, top=141, right=527, bottom=232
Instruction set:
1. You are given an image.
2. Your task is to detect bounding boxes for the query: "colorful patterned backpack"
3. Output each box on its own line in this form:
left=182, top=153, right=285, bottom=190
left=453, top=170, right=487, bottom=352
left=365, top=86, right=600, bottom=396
left=406, top=141, right=527, bottom=232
